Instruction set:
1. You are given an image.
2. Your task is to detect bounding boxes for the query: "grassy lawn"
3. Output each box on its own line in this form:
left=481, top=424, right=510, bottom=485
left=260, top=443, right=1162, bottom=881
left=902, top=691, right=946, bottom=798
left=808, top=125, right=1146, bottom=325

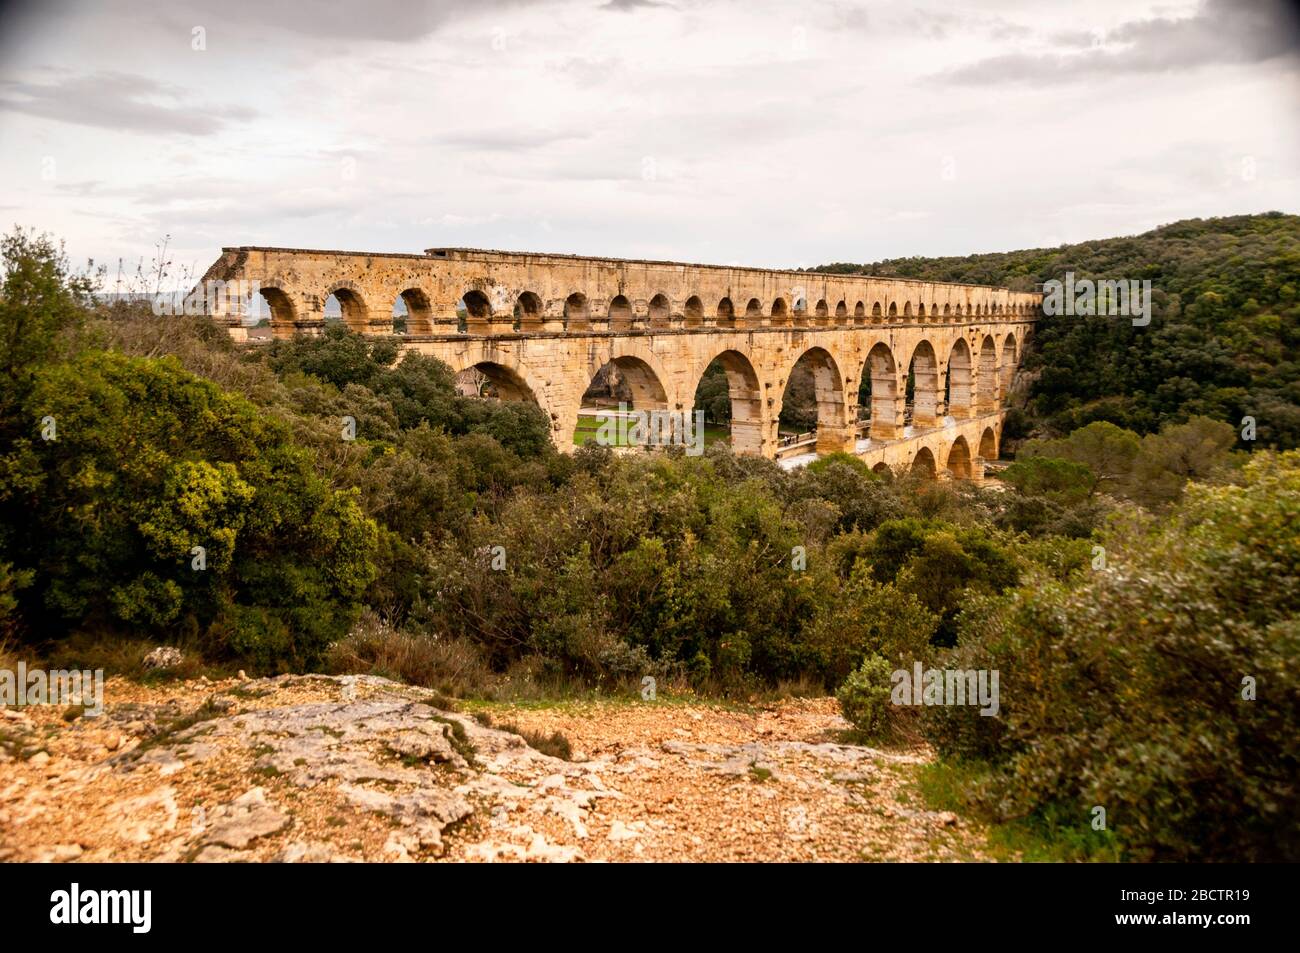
left=573, top=417, right=732, bottom=448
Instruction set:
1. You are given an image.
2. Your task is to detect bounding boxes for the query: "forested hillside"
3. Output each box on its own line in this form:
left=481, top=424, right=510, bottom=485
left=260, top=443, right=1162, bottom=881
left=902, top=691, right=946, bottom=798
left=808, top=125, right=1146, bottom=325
left=812, top=213, right=1300, bottom=448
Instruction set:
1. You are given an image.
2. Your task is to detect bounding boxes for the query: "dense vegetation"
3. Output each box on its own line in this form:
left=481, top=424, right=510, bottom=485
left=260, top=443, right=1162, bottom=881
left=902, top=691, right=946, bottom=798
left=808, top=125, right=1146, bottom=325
left=812, top=212, right=1300, bottom=448
left=1, top=218, right=1296, bottom=860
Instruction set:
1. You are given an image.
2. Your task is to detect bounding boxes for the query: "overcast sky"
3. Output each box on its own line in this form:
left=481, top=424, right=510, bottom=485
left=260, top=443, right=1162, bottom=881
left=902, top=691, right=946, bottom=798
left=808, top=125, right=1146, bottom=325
left=1, top=0, right=1297, bottom=285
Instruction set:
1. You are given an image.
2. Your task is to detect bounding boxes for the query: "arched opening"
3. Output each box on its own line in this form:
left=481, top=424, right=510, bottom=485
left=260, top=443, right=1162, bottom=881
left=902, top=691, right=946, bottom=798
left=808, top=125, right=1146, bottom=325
left=906, top=340, right=940, bottom=430
left=946, top=436, right=972, bottom=480
left=651, top=293, right=674, bottom=330
left=564, top=293, right=589, bottom=333
left=1001, top=333, right=1018, bottom=397
left=911, top=446, right=937, bottom=478
left=680, top=295, right=701, bottom=329
left=834, top=301, right=848, bottom=326
left=778, top=347, right=848, bottom=455
left=575, top=355, right=669, bottom=448
left=608, top=295, right=633, bottom=333
left=942, top=303, right=951, bottom=322
left=514, top=291, right=543, bottom=332
left=888, top=302, right=898, bottom=319
left=977, top=335, right=998, bottom=412
left=691, top=349, right=763, bottom=455
left=792, top=296, right=808, bottom=324
left=979, top=426, right=998, bottom=461
left=716, top=297, right=735, bottom=328
left=903, top=302, right=913, bottom=321
left=946, top=338, right=973, bottom=418
left=854, top=301, right=866, bottom=325
left=395, top=288, right=432, bottom=335
left=459, top=290, right=491, bottom=333
left=814, top=299, right=830, bottom=326
left=261, top=286, right=297, bottom=340
left=325, top=287, right=370, bottom=333
left=745, top=298, right=763, bottom=327
left=771, top=297, right=789, bottom=326
left=455, top=361, right=539, bottom=404
left=872, top=461, right=890, bottom=476
left=862, top=342, right=899, bottom=440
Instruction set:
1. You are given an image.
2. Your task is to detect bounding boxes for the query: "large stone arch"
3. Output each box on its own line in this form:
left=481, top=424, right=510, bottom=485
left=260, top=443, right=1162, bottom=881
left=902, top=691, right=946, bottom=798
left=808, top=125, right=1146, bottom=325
left=693, top=348, right=764, bottom=456
left=906, top=339, right=940, bottom=430
left=778, top=346, right=852, bottom=454
left=863, top=341, right=900, bottom=440
left=1001, top=332, right=1018, bottom=397
left=455, top=360, right=539, bottom=404
left=947, top=337, right=973, bottom=419
left=911, top=445, right=937, bottom=478
left=977, top=334, right=999, bottom=412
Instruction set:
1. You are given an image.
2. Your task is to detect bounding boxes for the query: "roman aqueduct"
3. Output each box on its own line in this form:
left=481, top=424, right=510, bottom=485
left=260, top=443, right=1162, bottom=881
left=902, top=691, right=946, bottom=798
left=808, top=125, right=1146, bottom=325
left=200, top=246, right=1039, bottom=479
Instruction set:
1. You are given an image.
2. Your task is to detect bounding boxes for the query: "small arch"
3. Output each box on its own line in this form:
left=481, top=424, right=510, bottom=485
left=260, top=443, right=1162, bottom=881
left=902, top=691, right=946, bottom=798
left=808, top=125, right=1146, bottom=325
left=745, top=298, right=763, bottom=324
left=260, top=286, right=297, bottom=340
left=564, top=292, right=590, bottom=332
left=681, top=294, right=703, bottom=328
left=814, top=299, right=830, bottom=326
left=834, top=300, right=849, bottom=326
left=608, top=295, right=633, bottom=332
left=903, top=302, right=913, bottom=319
left=459, top=289, right=492, bottom=333
left=888, top=302, right=898, bottom=318
left=651, top=293, right=674, bottom=330
left=716, top=296, right=736, bottom=328
left=771, top=297, right=789, bottom=326
left=792, top=296, right=807, bottom=324
left=514, top=291, right=543, bottom=332
left=854, top=301, right=866, bottom=325
left=395, top=288, right=432, bottom=335
left=946, top=436, right=972, bottom=480
left=979, top=426, right=998, bottom=461
left=911, top=446, right=937, bottom=478
left=326, top=284, right=371, bottom=333
left=872, top=461, right=890, bottom=475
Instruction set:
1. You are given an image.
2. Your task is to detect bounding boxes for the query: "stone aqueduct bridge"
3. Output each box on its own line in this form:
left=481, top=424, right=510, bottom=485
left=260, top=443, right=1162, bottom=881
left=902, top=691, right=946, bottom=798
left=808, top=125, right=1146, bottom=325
left=201, top=246, right=1040, bottom=477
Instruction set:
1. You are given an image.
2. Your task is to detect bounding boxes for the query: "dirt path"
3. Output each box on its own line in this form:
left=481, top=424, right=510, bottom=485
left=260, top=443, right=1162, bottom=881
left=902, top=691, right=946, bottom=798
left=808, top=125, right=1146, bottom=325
left=0, top=674, right=990, bottom=863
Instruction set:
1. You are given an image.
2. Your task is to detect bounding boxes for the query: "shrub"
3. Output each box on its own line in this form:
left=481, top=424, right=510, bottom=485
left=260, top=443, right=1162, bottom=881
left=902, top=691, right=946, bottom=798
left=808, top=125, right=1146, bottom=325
left=925, top=451, right=1300, bottom=861
left=836, top=654, right=898, bottom=740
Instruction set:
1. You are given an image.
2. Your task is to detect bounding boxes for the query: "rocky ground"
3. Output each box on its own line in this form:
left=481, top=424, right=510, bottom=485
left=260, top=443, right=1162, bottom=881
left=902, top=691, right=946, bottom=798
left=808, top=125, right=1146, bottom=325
left=0, top=674, right=991, bottom=862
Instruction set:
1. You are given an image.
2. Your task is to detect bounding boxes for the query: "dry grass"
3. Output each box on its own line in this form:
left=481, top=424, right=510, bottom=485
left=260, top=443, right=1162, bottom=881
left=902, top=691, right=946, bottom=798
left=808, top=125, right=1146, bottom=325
left=324, top=611, right=494, bottom=698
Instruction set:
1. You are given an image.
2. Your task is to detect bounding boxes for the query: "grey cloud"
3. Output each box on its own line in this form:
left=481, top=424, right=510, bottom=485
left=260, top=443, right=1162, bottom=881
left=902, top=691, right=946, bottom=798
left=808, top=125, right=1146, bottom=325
left=938, top=0, right=1300, bottom=85
left=0, top=71, right=256, bottom=134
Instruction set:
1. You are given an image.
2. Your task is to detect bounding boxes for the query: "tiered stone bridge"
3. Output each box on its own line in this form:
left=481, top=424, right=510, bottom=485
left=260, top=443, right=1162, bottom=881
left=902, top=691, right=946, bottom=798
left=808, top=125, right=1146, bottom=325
left=201, top=246, right=1039, bottom=478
